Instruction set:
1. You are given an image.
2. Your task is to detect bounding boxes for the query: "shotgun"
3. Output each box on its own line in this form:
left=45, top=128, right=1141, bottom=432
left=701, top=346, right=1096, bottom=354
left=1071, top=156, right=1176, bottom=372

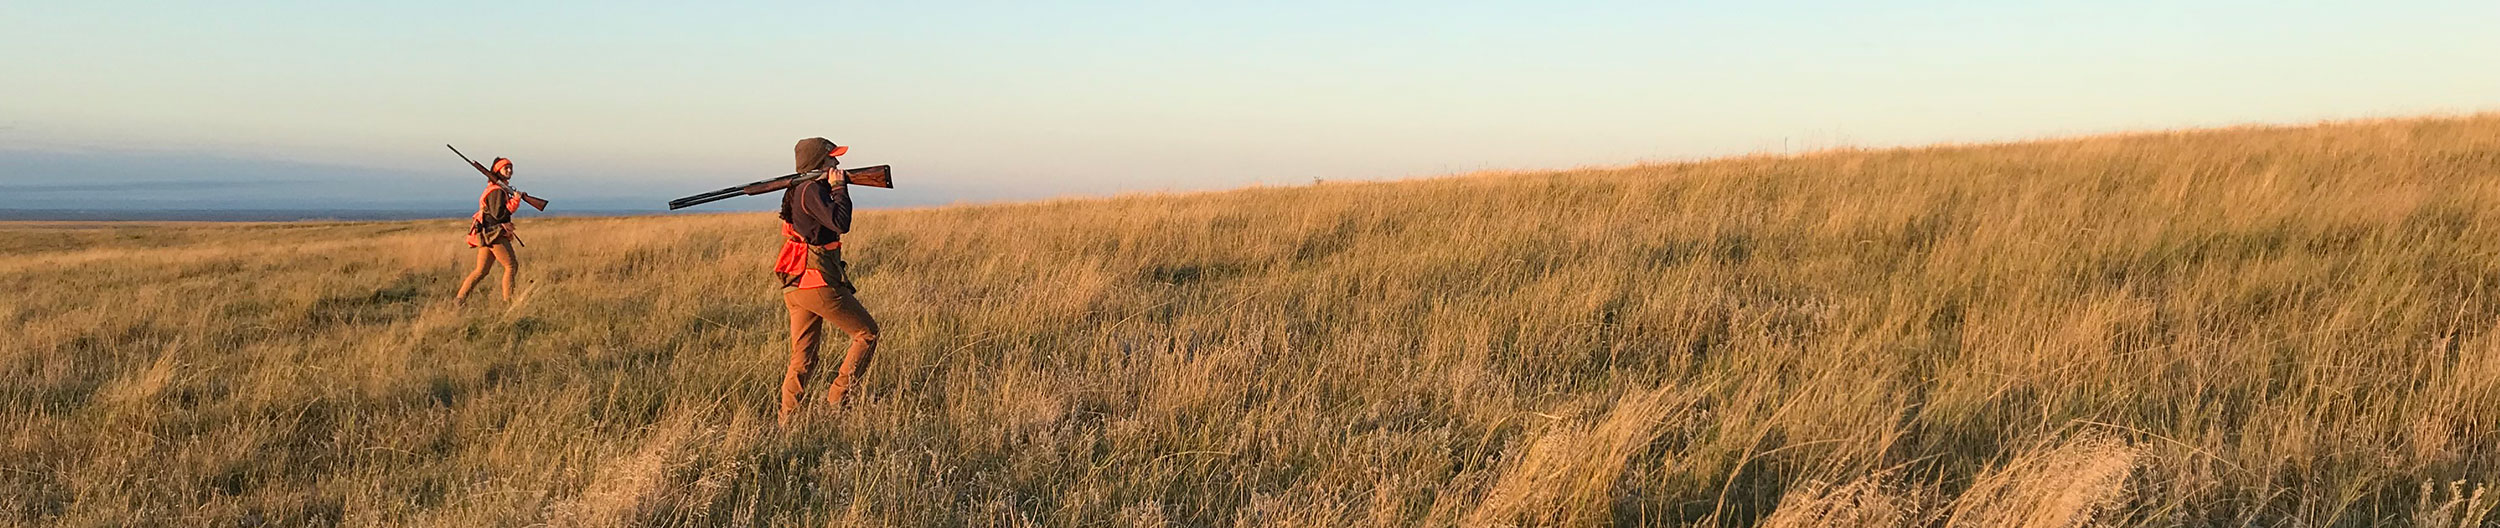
left=445, top=145, right=550, bottom=211
left=668, top=165, right=891, bottom=210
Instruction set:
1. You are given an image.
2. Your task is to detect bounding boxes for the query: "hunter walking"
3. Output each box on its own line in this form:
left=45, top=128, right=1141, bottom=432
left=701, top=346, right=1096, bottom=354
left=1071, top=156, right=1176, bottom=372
left=776, top=138, right=881, bottom=426
left=455, top=156, right=529, bottom=303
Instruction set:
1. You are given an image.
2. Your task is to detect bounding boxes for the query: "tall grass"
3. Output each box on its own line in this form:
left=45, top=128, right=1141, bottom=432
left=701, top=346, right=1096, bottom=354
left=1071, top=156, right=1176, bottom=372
left=3, top=115, right=2497, bottom=526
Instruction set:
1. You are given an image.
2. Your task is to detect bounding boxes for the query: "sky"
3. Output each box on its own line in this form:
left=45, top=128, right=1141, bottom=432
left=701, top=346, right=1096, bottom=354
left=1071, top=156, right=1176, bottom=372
left=4, top=1, right=2496, bottom=214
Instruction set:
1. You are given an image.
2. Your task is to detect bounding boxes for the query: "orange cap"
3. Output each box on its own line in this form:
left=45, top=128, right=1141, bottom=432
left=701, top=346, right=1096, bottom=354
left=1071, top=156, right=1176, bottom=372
left=829, top=145, right=849, bottom=157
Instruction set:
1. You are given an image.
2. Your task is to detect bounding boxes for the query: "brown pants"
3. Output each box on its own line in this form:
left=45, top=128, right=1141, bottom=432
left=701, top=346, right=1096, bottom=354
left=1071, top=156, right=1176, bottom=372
left=782, top=286, right=879, bottom=423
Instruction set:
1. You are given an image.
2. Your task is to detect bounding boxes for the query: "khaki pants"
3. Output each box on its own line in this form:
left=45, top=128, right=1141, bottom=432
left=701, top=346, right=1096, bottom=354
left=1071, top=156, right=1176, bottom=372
left=782, top=286, right=879, bottom=423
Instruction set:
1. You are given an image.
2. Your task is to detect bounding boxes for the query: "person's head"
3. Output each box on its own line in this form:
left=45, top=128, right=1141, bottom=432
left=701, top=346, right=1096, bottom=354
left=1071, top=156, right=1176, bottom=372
left=490, top=158, right=514, bottom=180
left=793, top=138, right=848, bottom=174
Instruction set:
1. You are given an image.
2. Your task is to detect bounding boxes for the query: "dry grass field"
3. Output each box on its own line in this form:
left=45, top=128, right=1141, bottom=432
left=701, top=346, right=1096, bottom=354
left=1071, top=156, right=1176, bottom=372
left=5, top=115, right=2500, bottom=526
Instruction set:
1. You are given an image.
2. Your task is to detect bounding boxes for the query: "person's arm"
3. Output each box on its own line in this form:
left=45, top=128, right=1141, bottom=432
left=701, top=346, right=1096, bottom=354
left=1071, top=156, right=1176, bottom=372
left=822, top=179, right=853, bottom=235
left=792, top=179, right=853, bottom=238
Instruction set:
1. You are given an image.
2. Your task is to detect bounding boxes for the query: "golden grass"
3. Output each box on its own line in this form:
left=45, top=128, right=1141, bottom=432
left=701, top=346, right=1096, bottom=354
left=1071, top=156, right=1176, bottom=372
left=4, top=114, right=2499, bottom=526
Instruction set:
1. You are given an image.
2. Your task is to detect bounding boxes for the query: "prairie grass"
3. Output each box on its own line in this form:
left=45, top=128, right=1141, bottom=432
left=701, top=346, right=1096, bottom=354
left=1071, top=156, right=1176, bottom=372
left=4, top=114, right=2498, bottom=526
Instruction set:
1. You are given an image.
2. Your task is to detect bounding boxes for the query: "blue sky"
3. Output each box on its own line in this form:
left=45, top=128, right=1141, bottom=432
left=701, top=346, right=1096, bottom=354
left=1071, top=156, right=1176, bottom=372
left=4, top=1, right=2496, bottom=213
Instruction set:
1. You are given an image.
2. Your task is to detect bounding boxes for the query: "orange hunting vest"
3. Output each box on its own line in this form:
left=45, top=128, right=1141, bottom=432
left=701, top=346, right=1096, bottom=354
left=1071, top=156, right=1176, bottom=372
left=775, top=223, right=844, bottom=290
left=466, top=184, right=522, bottom=248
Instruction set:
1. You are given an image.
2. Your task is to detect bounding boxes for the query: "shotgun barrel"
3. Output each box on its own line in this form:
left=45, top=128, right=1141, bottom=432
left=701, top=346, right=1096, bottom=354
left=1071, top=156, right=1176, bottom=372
left=667, top=185, right=759, bottom=210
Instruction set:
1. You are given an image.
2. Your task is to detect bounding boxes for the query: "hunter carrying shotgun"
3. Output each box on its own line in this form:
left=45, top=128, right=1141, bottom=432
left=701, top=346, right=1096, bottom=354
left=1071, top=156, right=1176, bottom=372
left=769, top=138, right=882, bottom=425
left=778, top=139, right=881, bottom=425
left=666, top=138, right=892, bottom=425
left=448, top=145, right=548, bottom=304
